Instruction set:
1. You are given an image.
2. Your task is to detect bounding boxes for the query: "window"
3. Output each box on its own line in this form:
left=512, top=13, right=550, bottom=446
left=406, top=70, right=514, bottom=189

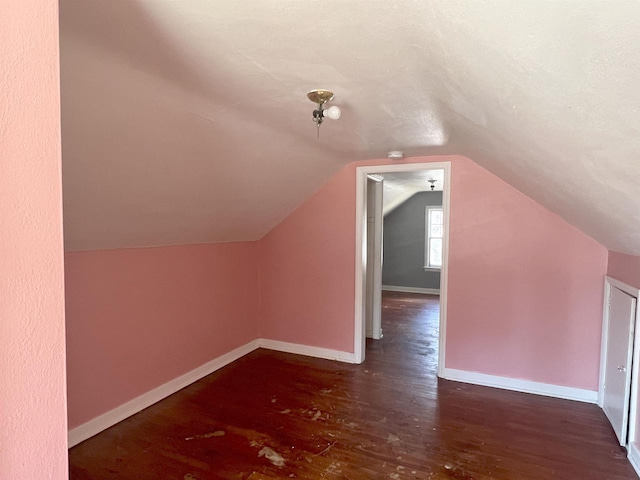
left=425, top=207, right=443, bottom=269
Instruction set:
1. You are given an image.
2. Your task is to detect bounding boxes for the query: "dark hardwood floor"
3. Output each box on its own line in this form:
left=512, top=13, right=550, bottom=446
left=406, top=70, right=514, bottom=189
left=69, top=292, right=637, bottom=479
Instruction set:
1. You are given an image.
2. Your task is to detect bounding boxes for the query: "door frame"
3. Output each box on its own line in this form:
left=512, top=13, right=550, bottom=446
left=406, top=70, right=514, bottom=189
left=365, top=175, right=384, bottom=340
left=599, top=275, right=640, bottom=445
left=354, top=161, right=451, bottom=373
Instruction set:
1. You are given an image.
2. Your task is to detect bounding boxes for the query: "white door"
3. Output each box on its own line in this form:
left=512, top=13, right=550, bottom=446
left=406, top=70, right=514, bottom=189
left=603, top=286, right=637, bottom=446
left=365, top=177, right=383, bottom=340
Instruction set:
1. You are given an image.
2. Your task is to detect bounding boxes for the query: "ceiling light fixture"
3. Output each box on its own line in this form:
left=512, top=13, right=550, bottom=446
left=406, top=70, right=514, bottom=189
left=388, top=151, right=404, bottom=160
left=428, top=179, right=437, bottom=191
left=307, top=89, right=341, bottom=138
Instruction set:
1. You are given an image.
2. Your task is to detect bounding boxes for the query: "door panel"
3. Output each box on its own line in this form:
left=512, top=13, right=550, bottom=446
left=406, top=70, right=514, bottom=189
left=603, top=286, right=636, bottom=446
left=365, top=182, right=374, bottom=338
left=371, top=180, right=383, bottom=340
left=365, top=178, right=383, bottom=339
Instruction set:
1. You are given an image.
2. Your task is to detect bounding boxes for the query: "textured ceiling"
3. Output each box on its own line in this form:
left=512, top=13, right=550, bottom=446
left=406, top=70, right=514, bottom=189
left=381, top=171, right=444, bottom=216
left=60, top=1, right=640, bottom=254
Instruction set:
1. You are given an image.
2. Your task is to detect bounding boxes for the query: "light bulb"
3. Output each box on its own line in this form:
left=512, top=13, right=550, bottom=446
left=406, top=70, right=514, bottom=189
left=323, top=105, right=341, bottom=120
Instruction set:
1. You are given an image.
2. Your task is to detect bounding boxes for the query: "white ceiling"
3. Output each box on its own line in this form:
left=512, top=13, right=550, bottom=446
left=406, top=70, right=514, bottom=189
left=60, top=1, right=640, bottom=254
left=380, top=170, right=444, bottom=216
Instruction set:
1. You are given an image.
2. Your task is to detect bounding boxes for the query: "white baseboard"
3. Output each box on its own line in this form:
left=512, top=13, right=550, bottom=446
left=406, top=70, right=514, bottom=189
left=628, top=442, right=640, bottom=478
left=68, top=339, right=261, bottom=448
left=258, top=338, right=358, bottom=364
left=382, top=285, right=440, bottom=295
left=68, top=338, right=356, bottom=448
left=441, top=368, right=598, bottom=404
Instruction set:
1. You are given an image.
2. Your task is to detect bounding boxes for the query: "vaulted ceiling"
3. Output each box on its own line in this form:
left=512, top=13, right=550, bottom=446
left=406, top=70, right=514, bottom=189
left=60, top=1, right=640, bottom=254
left=381, top=171, right=444, bottom=216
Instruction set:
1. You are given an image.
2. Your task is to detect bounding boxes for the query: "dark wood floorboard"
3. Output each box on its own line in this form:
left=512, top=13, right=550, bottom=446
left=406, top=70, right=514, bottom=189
left=69, top=292, right=637, bottom=479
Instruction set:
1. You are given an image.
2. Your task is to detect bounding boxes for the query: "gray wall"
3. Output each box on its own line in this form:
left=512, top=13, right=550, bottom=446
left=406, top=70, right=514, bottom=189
left=382, top=191, right=442, bottom=289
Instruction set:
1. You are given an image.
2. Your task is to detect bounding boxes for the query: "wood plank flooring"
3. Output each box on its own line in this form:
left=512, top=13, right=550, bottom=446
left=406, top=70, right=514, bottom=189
left=69, top=292, right=637, bottom=479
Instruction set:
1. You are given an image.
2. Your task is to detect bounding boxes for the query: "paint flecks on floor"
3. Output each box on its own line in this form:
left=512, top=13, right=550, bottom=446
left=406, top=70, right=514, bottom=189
left=314, top=441, right=336, bottom=456
left=324, top=462, right=343, bottom=475
left=185, top=430, right=225, bottom=440
left=70, top=292, right=638, bottom=480
left=258, top=446, right=285, bottom=467
left=387, top=434, right=401, bottom=446
left=247, top=472, right=278, bottom=480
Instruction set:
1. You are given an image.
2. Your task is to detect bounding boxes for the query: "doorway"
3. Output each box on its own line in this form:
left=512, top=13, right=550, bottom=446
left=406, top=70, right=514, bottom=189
left=354, top=162, right=451, bottom=372
left=600, top=276, right=640, bottom=447
left=369, top=291, right=441, bottom=377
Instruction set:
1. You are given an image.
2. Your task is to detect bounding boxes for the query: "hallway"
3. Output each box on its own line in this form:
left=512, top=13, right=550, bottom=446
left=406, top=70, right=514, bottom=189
left=69, top=292, right=636, bottom=479
left=367, top=291, right=440, bottom=379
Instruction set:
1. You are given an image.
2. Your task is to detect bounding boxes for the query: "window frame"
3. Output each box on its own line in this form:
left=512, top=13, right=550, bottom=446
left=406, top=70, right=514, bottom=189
left=424, top=206, right=443, bottom=271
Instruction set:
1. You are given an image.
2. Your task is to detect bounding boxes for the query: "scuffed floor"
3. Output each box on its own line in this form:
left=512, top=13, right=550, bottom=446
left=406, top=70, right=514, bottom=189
left=69, top=292, right=635, bottom=479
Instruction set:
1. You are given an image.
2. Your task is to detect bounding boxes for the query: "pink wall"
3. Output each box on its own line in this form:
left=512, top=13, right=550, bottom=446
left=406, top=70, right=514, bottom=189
left=0, top=0, right=68, bottom=477
left=260, top=155, right=607, bottom=390
left=66, top=153, right=609, bottom=432
left=607, top=251, right=640, bottom=290
left=65, top=242, right=259, bottom=428
left=260, top=167, right=357, bottom=351
left=446, top=158, right=607, bottom=389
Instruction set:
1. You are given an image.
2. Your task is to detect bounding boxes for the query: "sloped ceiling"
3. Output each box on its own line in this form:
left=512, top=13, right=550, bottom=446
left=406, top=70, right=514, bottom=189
left=60, top=1, right=640, bottom=254
left=381, top=171, right=444, bottom=216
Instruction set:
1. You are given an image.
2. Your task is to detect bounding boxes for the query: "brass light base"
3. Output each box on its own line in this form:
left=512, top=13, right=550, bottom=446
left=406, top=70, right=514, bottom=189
left=307, top=89, right=335, bottom=104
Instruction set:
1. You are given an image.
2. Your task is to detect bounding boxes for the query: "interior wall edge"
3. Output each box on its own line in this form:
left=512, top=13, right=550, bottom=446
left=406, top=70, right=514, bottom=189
left=381, top=285, right=441, bottom=296
left=258, top=339, right=357, bottom=364
left=441, top=368, right=598, bottom=404
left=2, top=0, right=68, bottom=477
left=68, top=338, right=358, bottom=447
left=68, top=338, right=603, bottom=449
left=607, top=250, right=640, bottom=290
left=68, top=339, right=261, bottom=447
left=63, top=239, right=261, bottom=254
left=64, top=241, right=261, bottom=428
left=627, top=442, right=640, bottom=478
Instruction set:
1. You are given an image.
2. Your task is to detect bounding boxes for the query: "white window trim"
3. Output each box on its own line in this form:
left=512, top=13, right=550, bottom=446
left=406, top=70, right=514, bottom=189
left=424, top=206, right=443, bottom=270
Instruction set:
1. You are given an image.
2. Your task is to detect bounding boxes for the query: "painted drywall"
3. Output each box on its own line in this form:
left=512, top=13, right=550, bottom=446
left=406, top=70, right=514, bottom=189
left=260, top=168, right=356, bottom=352
left=382, top=191, right=443, bottom=290
left=65, top=153, right=608, bottom=435
left=65, top=242, right=259, bottom=428
left=260, top=155, right=607, bottom=390
left=446, top=158, right=607, bottom=390
left=607, top=251, right=640, bottom=290
left=0, top=0, right=68, bottom=477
